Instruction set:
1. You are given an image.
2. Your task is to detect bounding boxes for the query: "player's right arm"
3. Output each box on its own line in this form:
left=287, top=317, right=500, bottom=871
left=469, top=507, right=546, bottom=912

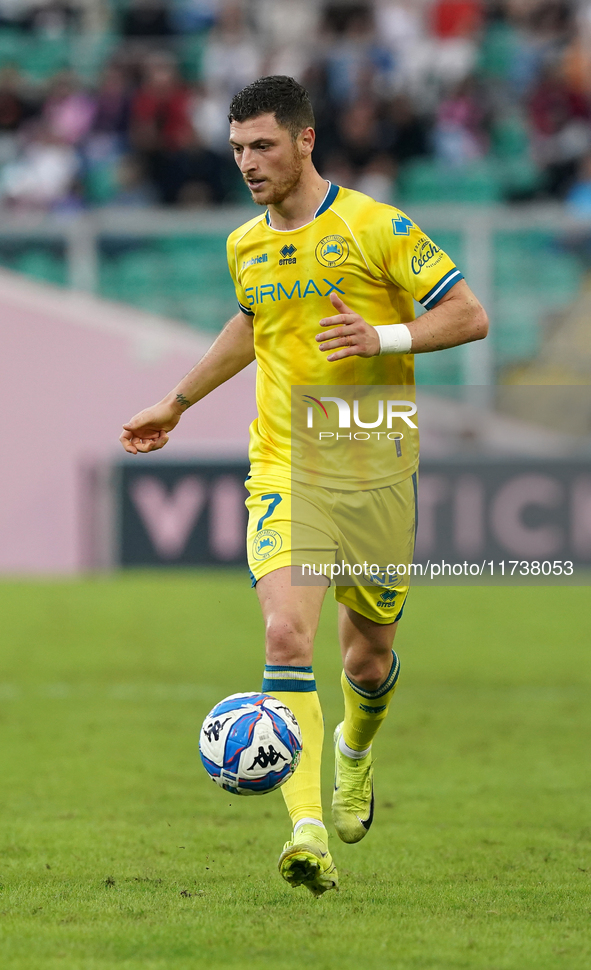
left=120, top=310, right=255, bottom=454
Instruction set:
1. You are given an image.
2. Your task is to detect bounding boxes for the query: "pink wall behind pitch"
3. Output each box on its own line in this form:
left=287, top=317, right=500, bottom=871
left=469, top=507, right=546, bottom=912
left=0, top=271, right=256, bottom=573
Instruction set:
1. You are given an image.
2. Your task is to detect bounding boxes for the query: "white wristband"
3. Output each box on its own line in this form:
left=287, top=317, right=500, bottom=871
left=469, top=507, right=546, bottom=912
left=375, top=324, right=412, bottom=355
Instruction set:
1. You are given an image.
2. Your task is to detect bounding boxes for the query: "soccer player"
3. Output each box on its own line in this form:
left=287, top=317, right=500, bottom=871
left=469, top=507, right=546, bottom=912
left=120, top=76, right=488, bottom=897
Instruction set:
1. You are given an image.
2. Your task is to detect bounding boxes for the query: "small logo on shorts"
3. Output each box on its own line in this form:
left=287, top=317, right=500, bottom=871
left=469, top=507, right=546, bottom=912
left=377, top=589, right=398, bottom=609
left=367, top=567, right=401, bottom=588
left=252, top=529, right=283, bottom=561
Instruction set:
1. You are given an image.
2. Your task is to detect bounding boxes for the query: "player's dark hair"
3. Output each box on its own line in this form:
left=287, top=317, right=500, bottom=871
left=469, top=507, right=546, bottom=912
left=228, top=76, right=315, bottom=140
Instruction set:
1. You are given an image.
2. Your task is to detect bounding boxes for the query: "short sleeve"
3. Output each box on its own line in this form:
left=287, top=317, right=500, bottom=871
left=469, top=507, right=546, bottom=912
left=226, top=234, right=255, bottom=316
left=361, top=207, right=464, bottom=310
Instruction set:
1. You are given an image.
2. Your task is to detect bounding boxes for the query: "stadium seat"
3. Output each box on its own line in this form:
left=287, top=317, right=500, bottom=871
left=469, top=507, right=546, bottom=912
left=414, top=346, right=464, bottom=385
left=399, top=159, right=503, bottom=205
left=14, top=249, right=67, bottom=286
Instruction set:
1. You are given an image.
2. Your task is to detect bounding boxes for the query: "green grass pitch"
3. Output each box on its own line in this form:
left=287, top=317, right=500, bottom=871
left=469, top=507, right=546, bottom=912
left=0, top=573, right=590, bottom=970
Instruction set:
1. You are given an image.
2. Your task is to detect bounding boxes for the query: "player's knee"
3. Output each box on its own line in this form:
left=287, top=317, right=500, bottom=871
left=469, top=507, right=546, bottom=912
left=264, top=615, right=313, bottom=666
left=345, top=656, right=390, bottom=693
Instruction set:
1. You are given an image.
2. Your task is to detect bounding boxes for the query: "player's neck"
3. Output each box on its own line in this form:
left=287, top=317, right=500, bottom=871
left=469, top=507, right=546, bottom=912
left=267, top=171, right=330, bottom=232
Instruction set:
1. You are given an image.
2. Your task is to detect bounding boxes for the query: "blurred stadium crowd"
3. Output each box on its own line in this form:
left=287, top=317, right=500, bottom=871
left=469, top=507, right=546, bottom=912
left=0, top=0, right=590, bottom=211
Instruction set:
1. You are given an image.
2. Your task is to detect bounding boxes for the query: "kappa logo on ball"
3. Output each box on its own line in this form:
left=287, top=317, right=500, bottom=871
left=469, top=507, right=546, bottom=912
left=252, top=528, right=283, bottom=560
left=316, top=234, right=349, bottom=267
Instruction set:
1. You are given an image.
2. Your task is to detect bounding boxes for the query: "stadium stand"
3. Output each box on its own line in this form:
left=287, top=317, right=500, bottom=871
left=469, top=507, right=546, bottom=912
left=0, top=0, right=589, bottom=383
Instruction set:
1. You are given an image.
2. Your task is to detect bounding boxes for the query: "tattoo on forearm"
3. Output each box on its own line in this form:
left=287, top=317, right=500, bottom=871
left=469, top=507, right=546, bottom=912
left=176, top=393, right=192, bottom=409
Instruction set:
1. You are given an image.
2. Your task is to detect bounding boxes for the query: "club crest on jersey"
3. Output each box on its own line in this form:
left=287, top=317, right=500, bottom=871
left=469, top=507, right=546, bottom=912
left=315, top=234, right=349, bottom=268
left=252, top=529, right=282, bottom=561
left=279, top=244, right=297, bottom=266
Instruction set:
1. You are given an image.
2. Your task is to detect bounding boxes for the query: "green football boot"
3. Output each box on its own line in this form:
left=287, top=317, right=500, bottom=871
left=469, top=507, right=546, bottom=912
left=278, top=822, right=338, bottom=897
left=332, top=722, right=375, bottom=844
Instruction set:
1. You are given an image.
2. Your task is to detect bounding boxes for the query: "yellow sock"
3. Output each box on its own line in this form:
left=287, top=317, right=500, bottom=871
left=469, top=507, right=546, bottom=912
left=341, top=651, right=400, bottom=752
left=263, top=665, right=324, bottom=828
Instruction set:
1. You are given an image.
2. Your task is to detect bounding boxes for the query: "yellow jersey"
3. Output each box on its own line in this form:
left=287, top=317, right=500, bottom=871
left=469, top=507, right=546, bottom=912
left=226, top=183, right=462, bottom=489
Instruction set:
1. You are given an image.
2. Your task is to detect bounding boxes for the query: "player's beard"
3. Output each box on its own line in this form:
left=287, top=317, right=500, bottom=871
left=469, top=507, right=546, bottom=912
left=245, top=145, right=304, bottom=206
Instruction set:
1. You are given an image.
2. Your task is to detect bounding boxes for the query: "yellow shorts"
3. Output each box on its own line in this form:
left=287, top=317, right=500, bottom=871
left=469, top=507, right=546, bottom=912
left=245, top=473, right=418, bottom=625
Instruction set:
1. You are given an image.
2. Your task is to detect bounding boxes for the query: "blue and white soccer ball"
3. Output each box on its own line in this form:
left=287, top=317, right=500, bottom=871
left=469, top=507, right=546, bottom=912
left=199, top=692, right=302, bottom=795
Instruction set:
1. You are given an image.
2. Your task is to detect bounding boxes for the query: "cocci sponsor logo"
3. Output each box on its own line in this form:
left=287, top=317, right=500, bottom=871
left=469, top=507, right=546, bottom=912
left=252, top=529, right=282, bottom=561
left=411, top=238, right=442, bottom=275
left=315, top=234, right=349, bottom=268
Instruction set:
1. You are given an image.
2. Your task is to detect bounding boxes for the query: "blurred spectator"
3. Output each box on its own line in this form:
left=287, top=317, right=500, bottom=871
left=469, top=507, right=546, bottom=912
left=121, top=0, right=176, bottom=38
left=130, top=52, right=225, bottom=204
left=335, top=98, right=383, bottom=170
left=0, top=65, right=35, bottom=163
left=42, top=71, right=95, bottom=145
left=201, top=3, right=262, bottom=104
left=529, top=62, right=591, bottom=196
left=434, top=76, right=489, bottom=165
left=321, top=150, right=356, bottom=189
left=355, top=153, right=396, bottom=201
left=252, top=0, right=319, bottom=49
left=191, top=82, right=231, bottom=152
left=565, top=152, right=591, bottom=217
left=130, top=53, right=193, bottom=203
left=382, top=94, right=430, bottom=164
left=172, top=0, right=220, bottom=34
left=323, top=3, right=383, bottom=105
left=176, top=136, right=226, bottom=205
left=90, top=65, right=132, bottom=149
left=431, top=0, right=483, bottom=38
left=112, top=153, right=157, bottom=206
left=20, top=1, right=80, bottom=35
left=0, top=122, right=79, bottom=209
left=0, top=0, right=587, bottom=209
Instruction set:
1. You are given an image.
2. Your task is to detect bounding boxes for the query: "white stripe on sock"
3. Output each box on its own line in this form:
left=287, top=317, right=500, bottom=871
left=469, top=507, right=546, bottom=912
left=339, top=733, right=371, bottom=760
left=293, top=817, right=325, bottom=833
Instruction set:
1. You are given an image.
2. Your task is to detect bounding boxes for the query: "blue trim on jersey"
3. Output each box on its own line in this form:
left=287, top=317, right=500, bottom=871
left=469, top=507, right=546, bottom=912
left=420, top=269, right=463, bottom=310
left=238, top=300, right=254, bottom=316
left=315, top=182, right=340, bottom=217
left=249, top=567, right=257, bottom=588
left=264, top=183, right=340, bottom=226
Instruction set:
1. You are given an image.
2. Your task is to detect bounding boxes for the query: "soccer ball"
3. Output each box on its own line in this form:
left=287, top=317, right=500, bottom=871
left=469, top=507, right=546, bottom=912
left=199, top=692, right=302, bottom=795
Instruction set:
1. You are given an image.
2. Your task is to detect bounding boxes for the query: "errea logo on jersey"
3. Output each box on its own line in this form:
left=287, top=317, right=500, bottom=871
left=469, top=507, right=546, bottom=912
left=242, top=253, right=268, bottom=269
left=279, top=244, right=297, bottom=266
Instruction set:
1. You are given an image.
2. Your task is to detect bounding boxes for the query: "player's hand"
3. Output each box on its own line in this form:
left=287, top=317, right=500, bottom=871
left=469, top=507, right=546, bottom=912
left=316, top=292, right=380, bottom=361
left=119, top=398, right=183, bottom=455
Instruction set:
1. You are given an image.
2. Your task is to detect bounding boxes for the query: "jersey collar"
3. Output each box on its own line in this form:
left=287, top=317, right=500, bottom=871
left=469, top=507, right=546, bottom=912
left=264, top=182, right=340, bottom=228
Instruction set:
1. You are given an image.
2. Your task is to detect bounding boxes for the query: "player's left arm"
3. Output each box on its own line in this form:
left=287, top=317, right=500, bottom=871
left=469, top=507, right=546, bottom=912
left=316, top=281, right=488, bottom=362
